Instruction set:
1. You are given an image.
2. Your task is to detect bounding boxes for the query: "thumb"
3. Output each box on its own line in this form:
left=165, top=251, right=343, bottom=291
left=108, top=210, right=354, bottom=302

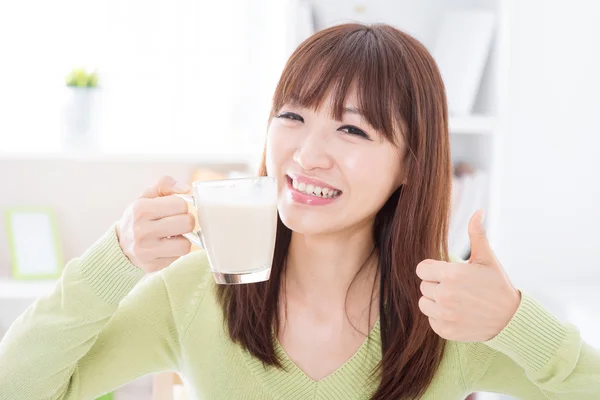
left=467, top=209, right=495, bottom=265
left=140, top=176, right=191, bottom=198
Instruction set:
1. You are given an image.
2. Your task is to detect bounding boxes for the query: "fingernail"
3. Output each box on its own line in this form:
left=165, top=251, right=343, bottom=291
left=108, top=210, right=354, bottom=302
left=173, top=181, right=191, bottom=192
left=480, top=210, right=486, bottom=224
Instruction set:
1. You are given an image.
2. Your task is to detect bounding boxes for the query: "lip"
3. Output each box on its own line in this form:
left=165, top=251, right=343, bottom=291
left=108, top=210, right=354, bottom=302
left=285, top=176, right=341, bottom=206
left=286, top=173, right=341, bottom=192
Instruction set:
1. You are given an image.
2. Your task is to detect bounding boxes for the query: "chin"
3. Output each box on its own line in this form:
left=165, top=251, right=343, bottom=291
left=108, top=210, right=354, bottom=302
left=278, top=203, right=339, bottom=236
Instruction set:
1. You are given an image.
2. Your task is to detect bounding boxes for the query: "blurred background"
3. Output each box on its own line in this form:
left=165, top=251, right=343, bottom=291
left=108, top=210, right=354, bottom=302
left=1, top=1, right=599, bottom=399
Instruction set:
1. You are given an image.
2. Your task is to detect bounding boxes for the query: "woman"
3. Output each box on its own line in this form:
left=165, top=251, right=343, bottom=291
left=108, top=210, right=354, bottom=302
left=0, top=23, right=598, bottom=400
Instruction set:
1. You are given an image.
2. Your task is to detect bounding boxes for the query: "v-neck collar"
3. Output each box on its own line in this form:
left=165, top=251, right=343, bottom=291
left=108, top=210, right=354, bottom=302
left=242, top=319, right=382, bottom=399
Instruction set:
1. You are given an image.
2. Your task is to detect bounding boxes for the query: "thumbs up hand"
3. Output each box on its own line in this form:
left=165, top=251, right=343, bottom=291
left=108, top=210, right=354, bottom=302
left=416, top=210, right=521, bottom=342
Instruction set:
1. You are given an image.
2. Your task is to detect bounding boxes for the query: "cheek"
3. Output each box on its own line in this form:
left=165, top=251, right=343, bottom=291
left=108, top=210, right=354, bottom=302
left=340, top=152, right=362, bottom=172
left=340, top=151, right=390, bottom=184
left=343, top=148, right=402, bottom=201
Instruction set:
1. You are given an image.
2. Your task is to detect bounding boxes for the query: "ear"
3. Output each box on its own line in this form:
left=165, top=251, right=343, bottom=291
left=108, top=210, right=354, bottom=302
left=396, top=164, right=408, bottom=187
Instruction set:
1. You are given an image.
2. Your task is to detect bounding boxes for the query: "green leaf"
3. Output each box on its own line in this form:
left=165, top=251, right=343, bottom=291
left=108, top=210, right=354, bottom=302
left=87, top=72, right=99, bottom=87
left=65, top=67, right=98, bottom=87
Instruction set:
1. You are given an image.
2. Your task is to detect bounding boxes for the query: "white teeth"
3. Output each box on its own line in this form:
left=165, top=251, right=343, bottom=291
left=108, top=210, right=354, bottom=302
left=291, top=177, right=340, bottom=198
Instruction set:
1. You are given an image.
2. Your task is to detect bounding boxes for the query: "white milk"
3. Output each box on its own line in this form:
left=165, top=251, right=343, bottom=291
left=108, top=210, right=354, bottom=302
left=196, top=201, right=278, bottom=274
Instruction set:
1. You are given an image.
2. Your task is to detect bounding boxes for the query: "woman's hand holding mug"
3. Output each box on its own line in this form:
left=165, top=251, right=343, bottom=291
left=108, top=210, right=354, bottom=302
left=116, top=176, right=196, bottom=273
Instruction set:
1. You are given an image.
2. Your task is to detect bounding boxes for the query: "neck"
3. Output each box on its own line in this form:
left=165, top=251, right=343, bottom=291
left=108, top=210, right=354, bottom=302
left=283, top=223, right=379, bottom=317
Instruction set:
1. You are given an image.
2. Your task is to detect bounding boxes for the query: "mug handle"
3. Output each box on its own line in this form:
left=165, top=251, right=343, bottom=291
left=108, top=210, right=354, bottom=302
left=174, top=194, right=204, bottom=249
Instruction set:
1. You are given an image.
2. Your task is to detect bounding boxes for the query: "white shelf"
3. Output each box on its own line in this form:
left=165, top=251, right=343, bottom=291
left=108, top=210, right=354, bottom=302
left=0, top=279, right=58, bottom=300
left=449, top=115, right=496, bottom=135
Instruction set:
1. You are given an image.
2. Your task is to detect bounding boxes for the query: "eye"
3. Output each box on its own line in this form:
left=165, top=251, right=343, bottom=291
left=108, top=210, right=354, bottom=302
left=338, top=125, right=372, bottom=140
left=276, top=112, right=304, bottom=123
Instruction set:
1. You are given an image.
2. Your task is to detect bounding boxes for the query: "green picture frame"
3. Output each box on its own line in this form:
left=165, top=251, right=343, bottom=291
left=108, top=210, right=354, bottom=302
left=5, top=206, right=63, bottom=280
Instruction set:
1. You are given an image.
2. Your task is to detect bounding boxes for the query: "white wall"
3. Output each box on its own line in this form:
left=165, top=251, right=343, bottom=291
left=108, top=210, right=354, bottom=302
left=487, top=4, right=600, bottom=396
left=494, top=0, right=600, bottom=286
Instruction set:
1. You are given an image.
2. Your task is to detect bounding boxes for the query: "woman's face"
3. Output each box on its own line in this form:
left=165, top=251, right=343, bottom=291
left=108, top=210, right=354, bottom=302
left=266, top=90, right=406, bottom=236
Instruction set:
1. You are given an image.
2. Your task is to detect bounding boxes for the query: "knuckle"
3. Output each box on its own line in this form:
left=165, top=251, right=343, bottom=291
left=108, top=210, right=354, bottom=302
left=186, top=213, right=196, bottom=231
left=132, top=224, right=147, bottom=242
left=440, top=269, right=452, bottom=281
left=442, top=267, right=460, bottom=282
left=436, top=292, right=452, bottom=305
left=131, top=242, right=148, bottom=258
left=428, top=317, right=442, bottom=331
left=416, top=259, right=430, bottom=272
left=418, top=296, right=427, bottom=312
left=174, top=194, right=188, bottom=209
left=132, top=199, right=150, bottom=221
left=156, top=175, right=176, bottom=190
left=439, top=307, right=457, bottom=322
left=435, top=286, right=452, bottom=303
left=180, top=238, right=192, bottom=254
left=415, top=262, right=424, bottom=276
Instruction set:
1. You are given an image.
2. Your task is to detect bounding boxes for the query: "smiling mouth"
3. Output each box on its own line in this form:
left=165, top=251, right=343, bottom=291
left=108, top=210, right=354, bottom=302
left=286, top=175, right=342, bottom=199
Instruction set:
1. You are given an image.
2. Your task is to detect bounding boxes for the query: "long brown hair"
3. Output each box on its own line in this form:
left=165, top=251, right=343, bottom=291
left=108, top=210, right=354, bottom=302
left=217, top=23, right=452, bottom=399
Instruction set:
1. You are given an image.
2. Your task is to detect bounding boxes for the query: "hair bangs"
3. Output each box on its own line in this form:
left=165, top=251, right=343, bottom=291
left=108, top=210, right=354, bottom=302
left=272, top=24, right=402, bottom=146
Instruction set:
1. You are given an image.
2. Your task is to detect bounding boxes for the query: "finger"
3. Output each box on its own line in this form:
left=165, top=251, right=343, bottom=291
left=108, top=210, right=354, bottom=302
left=158, top=236, right=193, bottom=257
left=467, top=209, right=496, bottom=265
left=418, top=296, right=439, bottom=319
left=140, top=176, right=191, bottom=199
left=145, top=195, right=190, bottom=220
left=152, top=213, right=196, bottom=238
left=416, top=259, right=444, bottom=282
left=420, top=280, right=438, bottom=301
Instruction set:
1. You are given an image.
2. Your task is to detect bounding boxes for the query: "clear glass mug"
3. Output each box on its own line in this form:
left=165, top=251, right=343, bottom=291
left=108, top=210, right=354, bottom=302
left=177, top=176, right=278, bottom=284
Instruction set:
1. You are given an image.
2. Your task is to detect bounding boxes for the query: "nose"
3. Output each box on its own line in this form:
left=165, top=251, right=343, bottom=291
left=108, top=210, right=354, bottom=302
left=292, top=129, right=333, bottom=171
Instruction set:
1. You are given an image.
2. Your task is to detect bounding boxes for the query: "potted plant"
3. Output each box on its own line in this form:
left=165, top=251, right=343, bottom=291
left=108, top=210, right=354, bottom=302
left=63, top=67, right=99, bottom=149
left=65, top=67, right=99, bottom=88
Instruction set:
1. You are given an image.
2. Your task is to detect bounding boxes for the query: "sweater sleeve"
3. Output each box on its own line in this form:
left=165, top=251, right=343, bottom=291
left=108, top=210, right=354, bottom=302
left=0, top=225, right=203, bottom=400
left=457, top=291, right=600, bottom=399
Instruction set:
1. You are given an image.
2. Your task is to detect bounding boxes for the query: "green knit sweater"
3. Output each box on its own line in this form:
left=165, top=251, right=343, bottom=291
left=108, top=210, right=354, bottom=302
left=0, top=226, right=599, bottom=400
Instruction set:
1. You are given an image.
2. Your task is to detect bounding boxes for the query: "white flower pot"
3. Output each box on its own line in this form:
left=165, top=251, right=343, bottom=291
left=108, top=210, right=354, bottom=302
left=63, top=87, right=98, bottom=149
